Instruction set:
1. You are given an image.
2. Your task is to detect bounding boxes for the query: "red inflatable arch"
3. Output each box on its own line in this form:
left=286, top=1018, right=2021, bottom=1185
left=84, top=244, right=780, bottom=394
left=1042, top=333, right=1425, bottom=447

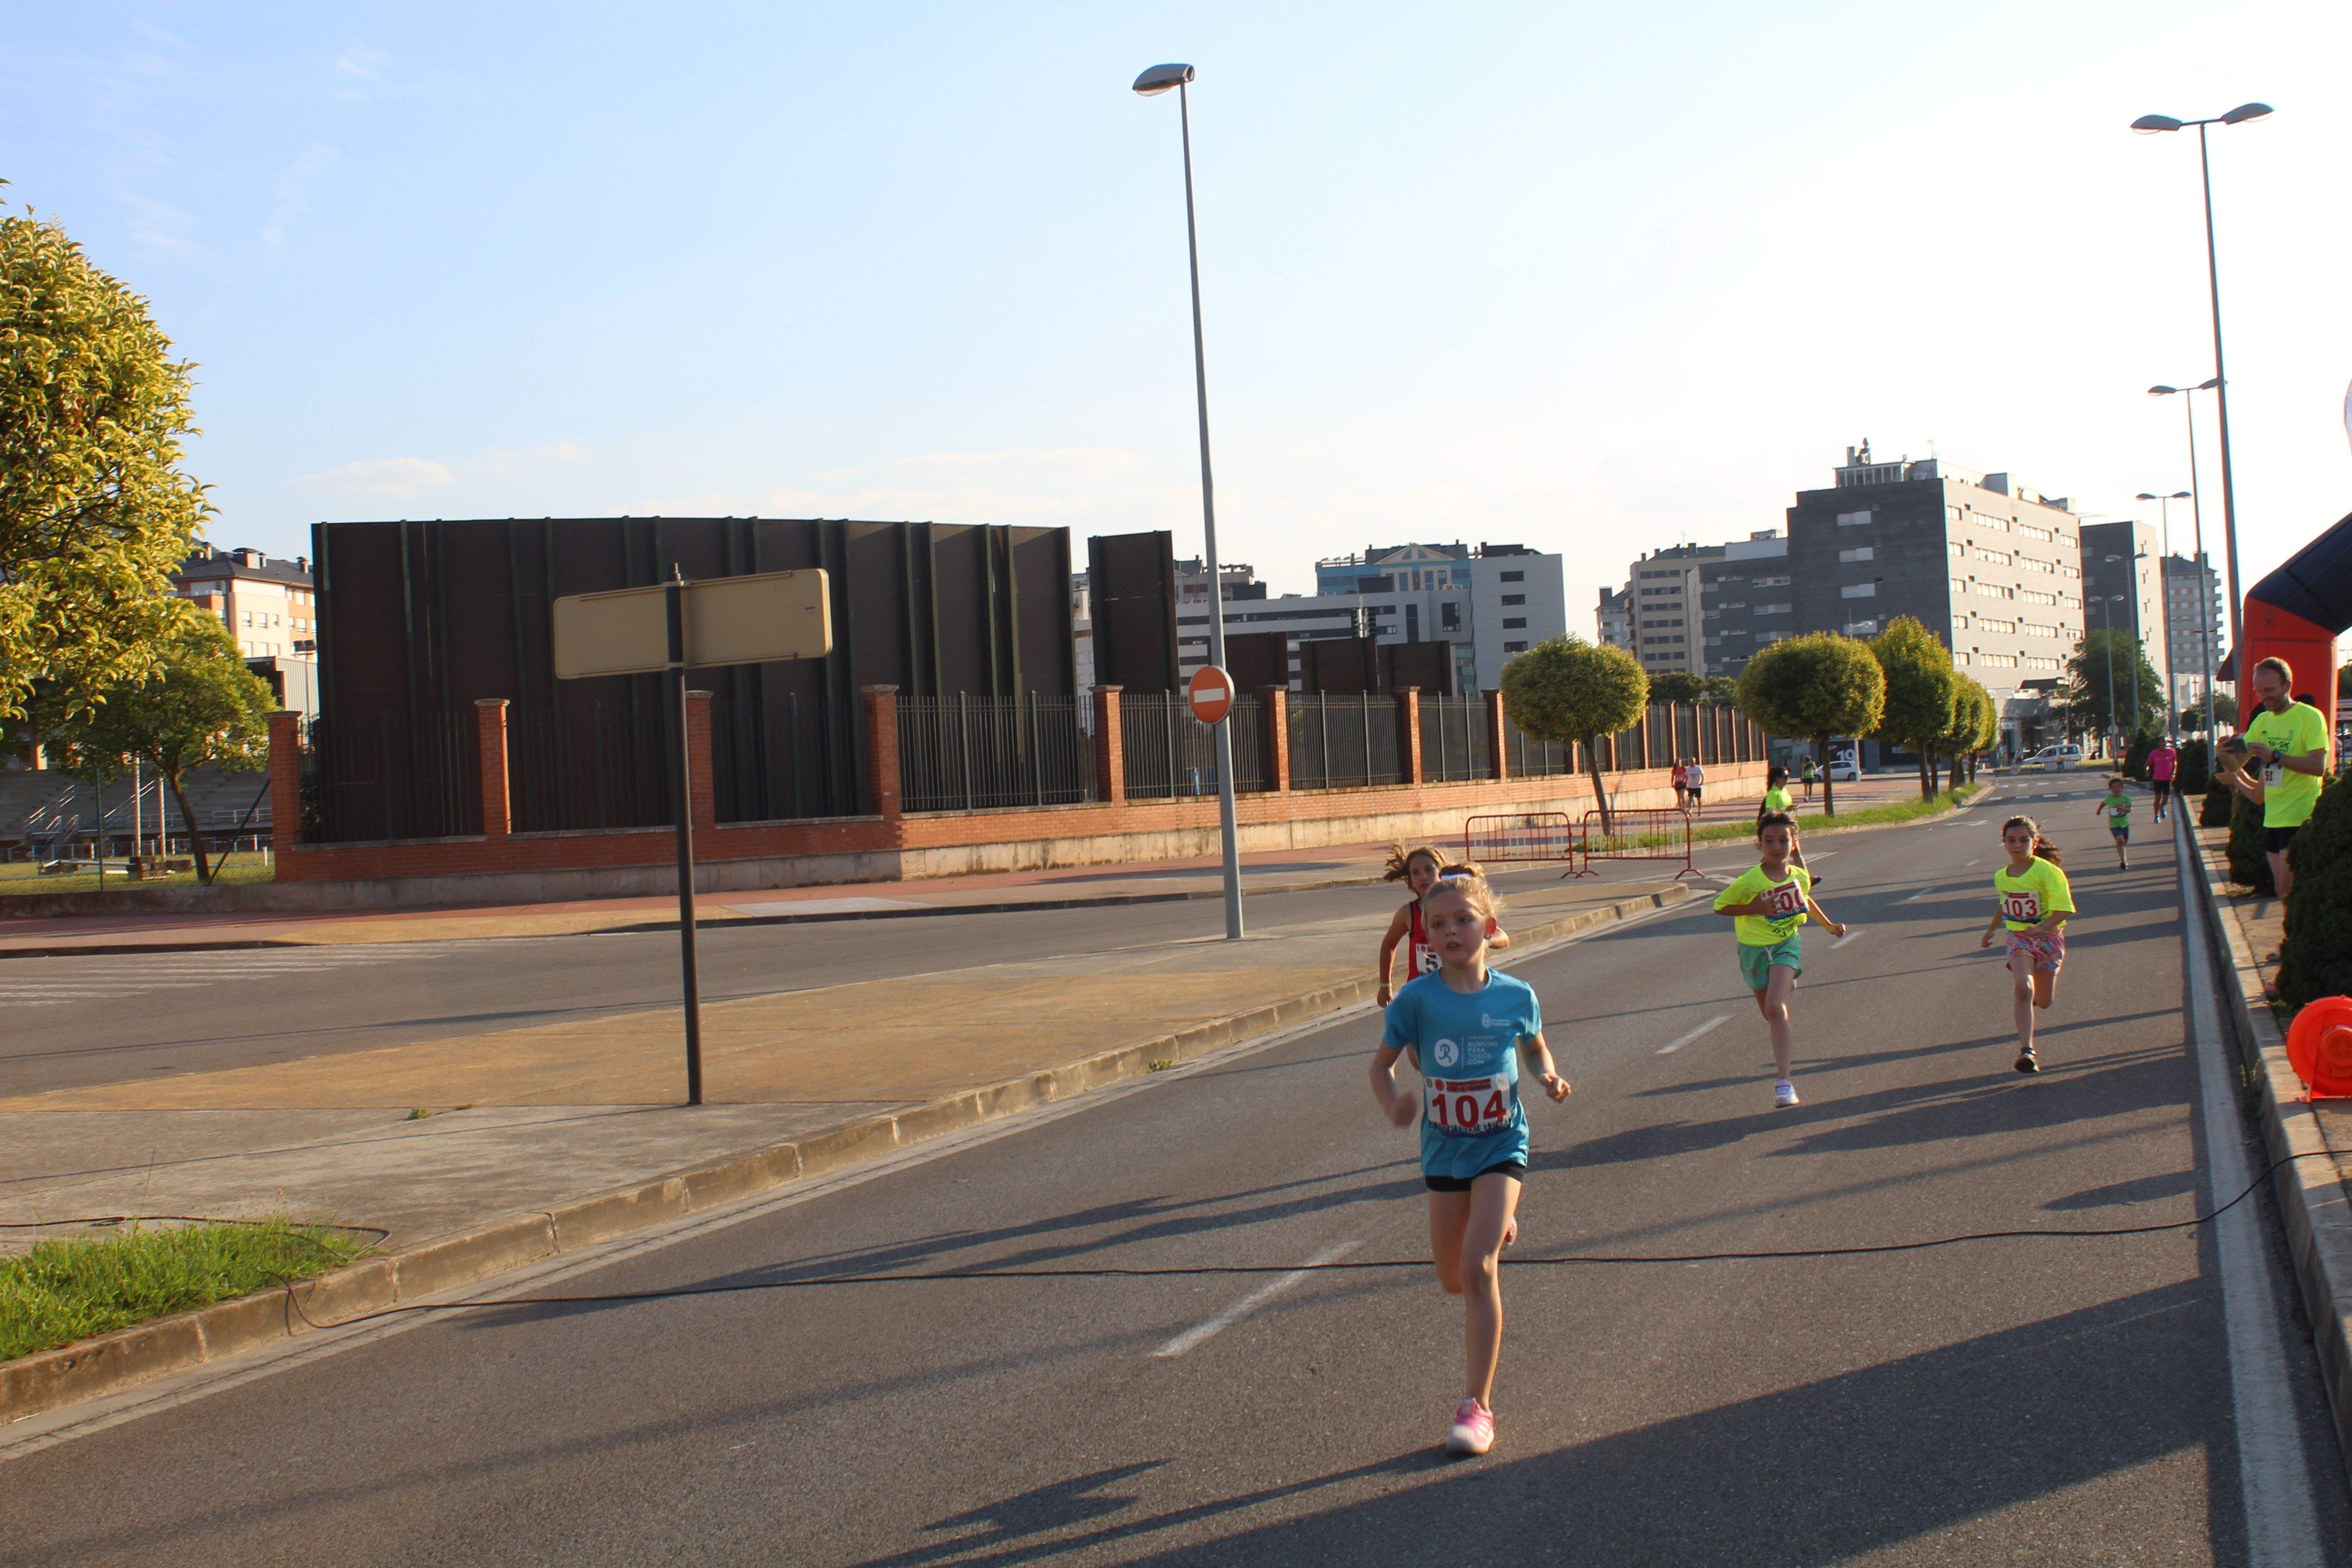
left=2238, top=507, right=2351, bottom=773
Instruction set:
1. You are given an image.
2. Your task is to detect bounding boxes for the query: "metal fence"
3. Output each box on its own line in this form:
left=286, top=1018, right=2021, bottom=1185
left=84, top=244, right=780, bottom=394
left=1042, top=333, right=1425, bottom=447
left=1288, top=693, right=1405, bottom=791
left=1120, top=693, right=1264, bottom=799
left=899, top=694, right=1095, bottom=813
left=509, top=706, right=673, bottom=833
left=302, top=713, right=481, bottom=843
left=1500, top=718, right=1574, bottom=778
left=1418, top=696, right=1490, bottom=783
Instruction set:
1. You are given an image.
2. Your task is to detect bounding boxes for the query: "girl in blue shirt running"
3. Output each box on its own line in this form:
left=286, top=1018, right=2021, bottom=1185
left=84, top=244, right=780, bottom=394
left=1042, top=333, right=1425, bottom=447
left=1369, top=870, right=1569, bottom=1457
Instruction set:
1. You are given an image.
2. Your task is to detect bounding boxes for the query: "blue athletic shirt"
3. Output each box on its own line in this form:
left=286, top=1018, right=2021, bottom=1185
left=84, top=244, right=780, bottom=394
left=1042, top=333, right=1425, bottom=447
left=1381, top=970, right=1544, bottom=1180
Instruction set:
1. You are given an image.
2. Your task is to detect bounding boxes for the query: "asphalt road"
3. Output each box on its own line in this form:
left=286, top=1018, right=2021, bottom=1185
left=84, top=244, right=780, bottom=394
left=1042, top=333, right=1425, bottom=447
left=7, top=775, right=2347, bottom=1565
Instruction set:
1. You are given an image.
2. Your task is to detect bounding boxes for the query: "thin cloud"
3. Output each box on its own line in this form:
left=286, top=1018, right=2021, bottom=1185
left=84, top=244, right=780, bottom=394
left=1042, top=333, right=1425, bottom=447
left=292, top=457, right=456, bottom=500
left=262, top=143, right=338, bottom=248
left=335, top=46, right=392, bottom=80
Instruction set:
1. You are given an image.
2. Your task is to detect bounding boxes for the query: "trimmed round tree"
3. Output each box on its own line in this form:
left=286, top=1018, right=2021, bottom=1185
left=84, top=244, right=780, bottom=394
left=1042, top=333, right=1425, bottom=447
left=2279, top=777, right=2350, bottom=1010
left=1500, top=636, right=1648, bottom=835
left=1869, top=616, right=1960, bottom=801
left=1736, top=632, right=1886, bottom=817
left=1939, top=676, right=1996, bottom=793
left=1647, top=670, right=1705, bottom=707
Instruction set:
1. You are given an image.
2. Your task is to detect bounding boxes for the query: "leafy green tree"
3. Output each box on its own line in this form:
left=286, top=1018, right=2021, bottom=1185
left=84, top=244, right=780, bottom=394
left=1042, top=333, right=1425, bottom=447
left=1701, top=675, right=1740, bottom=706
left=45, top=608, right=272, bottom=884
left=1939, top=677, right=1997, bottom=793
left=1869, top=616, right=1960, bottom=800
left=2065, top=627, right=2165, bottom=745
left=2, top=201, right=209, bottom=726
left=1736, top=633, right=1886, bottom=816
left=1648, top=671, right=1705, bottom=707
left=1501, top=636, right=1648, bottom=834
left=2278, top=778, right=2350, bottom=1010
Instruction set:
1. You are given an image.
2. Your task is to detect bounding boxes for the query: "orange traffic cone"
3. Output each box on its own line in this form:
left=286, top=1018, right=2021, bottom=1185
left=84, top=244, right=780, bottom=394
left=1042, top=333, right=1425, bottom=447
left=2284, top=997, right=2352, bottom=1099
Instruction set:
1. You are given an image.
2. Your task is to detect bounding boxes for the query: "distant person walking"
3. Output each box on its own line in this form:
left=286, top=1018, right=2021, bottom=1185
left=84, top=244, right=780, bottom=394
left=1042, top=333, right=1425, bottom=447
left=1671, top=760, right=1689, bottom=813
left=1682, top=758, right=1704, bottom=816
left=1799, top=757, right=1819, bottom=804
left=2146, top=739, right=2178, bottom=823
left=1713, top=811, right=1846, bottom=1107
left=1369, top=868, right=1569, bottom=1455
left=2216, top=656, right=2330, bottom=924
left=1980, top=816, right=2073, bottom=1074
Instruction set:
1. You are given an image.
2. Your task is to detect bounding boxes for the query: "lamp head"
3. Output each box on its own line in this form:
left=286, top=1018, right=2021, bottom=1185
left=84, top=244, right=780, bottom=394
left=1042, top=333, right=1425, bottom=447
left=2131, top=114, right=2184, bottom=134
left=2135, top=493, right=2158, bottom=501
left=2172, top=490, right=2191, bottom=499
left=2148, top=384, right=2177, bottom=396
left=2198, top=376, right=2222, bottom=390
left=2220, top=102, right=2273, bottom=125
left=1132, top=63, right=1195, bottom=96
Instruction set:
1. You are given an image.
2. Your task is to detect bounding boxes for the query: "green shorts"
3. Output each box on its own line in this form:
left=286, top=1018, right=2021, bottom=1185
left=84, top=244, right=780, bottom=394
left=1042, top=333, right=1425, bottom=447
left=1739, top=937, right=1803, bottom=990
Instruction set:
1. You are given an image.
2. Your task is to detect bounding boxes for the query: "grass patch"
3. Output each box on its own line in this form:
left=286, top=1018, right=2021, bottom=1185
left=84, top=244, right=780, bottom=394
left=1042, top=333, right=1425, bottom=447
left=0, top=1219, right=372, bottom=1362
left=0, top=858, right=277, bottom=897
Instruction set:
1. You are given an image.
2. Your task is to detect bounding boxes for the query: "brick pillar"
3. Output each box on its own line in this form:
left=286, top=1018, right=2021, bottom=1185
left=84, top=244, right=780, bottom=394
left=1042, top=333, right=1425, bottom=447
left=1263, top=687, right=1291, bottom=794
left=1485, top=689, right=1509, bottom=780
left=686, top=690, right=719, bottom=830
left=860, top=685, right=901, bottom=822
left=1090, top=685, right=1125, bottom=804
left=266, top=710, right=303, bottom=846
left=474, top=698, right=511, bottom=837
left=1398, top=686, right=1423, bottom=786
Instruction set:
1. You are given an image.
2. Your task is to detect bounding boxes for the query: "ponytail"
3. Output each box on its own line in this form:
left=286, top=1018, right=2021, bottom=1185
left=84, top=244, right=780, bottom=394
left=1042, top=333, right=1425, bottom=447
left=1383, top=843, right=1445, bottom=883
left=2000, top=814, right=2064, bottom=867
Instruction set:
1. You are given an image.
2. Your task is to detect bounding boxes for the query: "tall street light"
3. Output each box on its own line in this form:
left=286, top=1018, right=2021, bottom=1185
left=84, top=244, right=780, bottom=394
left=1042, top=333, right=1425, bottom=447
left=2149, top=378, right=2224, bottom=745
left=2132, top=101, right=2271, bottom=691
left=2135, top=489, right=2191, bottom=737
left=1134, top=61, right=1243, bottom=940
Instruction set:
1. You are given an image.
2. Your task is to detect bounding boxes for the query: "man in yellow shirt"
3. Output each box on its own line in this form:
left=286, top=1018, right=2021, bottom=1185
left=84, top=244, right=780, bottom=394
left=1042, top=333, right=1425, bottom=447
left=2218, top=656, right=2331, bottom=915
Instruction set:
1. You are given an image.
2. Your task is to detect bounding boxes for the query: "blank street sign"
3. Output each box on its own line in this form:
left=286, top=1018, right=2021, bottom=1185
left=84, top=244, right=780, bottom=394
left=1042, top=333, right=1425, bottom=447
left=551, top=569, right=833, bottom=680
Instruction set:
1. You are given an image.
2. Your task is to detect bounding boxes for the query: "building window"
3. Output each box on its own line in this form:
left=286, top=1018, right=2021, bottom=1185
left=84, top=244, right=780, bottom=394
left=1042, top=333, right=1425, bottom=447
left=1836, top=510, right=1873, bottom=527
left=1503, top=617, right=1526, bottom=629
left=1839, top=583, right=1877, bottom=599
left=1751, top=575, right=1790, bottom=588
left=1838, top=546, right=1875, bottom=563
left=1440, top=602, right=1460, bottom=632
left=1843, top=620, right=1878, bottom=636
left=1504, top=640, right=1528, bottom=653
left=1501, top=594, right=1525, bottom=606
left=1754, top=603, right=1791, bottom=615
left=1501, top=571, right=1524, bottom=583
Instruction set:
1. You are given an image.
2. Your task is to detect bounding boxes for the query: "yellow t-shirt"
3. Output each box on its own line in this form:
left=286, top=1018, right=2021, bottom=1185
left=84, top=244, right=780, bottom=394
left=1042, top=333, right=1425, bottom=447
left=1761, top=787, right=1793, bottom=814
left=1993, top=857, right=2074, bottom=932
left=2244, top=702, right=2329, bottom=828
left=1715, top=862, right=1812, bottom=946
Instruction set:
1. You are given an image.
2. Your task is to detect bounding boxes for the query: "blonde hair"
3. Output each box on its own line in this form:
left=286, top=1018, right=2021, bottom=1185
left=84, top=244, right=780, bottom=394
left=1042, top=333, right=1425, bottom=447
left=1382, top=843, right=1447, bottom=883
left=1421, top=867, right=1504, bottom=929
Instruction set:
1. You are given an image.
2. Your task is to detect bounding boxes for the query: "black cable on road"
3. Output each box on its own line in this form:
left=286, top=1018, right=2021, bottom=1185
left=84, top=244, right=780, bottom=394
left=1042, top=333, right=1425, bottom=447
left=270, top=1148, right=2342, bottom=1334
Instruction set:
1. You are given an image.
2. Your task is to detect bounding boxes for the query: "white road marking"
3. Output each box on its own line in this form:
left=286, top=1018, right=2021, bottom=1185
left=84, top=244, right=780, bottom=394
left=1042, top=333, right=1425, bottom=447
left=1965, top=859, right=1981, bottom=867
left=2176, top=824, right=2326, bottom=1561
left=1656, top=1014, right=1731, bottom=1054
left=1151, top=1241, right=1361, bottom=1358
left=1899, top=890, right=1936, bottom=904
left=1831, top=928, right=1863, bottom=948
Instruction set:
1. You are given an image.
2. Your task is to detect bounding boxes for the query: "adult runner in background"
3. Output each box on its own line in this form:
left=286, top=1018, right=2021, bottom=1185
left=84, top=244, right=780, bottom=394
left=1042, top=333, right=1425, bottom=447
left=2146, top=737, right=2178, bottom=823
left=2217, top=656, right=2330, bottom=922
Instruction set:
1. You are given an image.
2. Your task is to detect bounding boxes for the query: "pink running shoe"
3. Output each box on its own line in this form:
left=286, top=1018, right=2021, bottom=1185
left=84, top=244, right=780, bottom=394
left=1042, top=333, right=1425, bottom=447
left=1446, top=1397, right=1495, bottom=1455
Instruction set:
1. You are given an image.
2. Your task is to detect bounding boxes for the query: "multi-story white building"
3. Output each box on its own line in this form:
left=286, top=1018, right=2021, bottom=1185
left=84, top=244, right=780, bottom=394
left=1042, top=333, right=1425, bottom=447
left=1299, top=542, right=1566, bottom=692
left=171, top=546, right=322, bottom=716
left=1596, top=585, right=1632, bottom=652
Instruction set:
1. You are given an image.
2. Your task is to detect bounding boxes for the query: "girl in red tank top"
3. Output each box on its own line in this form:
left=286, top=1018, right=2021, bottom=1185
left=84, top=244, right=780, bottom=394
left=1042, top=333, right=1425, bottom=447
left=1379, top=845, right=1512, bottom=1004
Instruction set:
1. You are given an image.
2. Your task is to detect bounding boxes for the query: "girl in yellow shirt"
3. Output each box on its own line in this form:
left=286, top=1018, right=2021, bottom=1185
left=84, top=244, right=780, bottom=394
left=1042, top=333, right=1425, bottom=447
left=1978, top=815, right=2074, bottom=1074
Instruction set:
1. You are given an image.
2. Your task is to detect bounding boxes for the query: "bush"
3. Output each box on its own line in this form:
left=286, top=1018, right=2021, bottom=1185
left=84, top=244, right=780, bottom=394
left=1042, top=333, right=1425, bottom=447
left=2200, top=779, right=2233, bottom=828
left=2175, top=739, right=2210, bottom=796
left=2279, top=777, right=2352, bottom=1009
left=2227, top=789, right=2275, bottom=895
left=2123, top=733, right=2155, bottom=782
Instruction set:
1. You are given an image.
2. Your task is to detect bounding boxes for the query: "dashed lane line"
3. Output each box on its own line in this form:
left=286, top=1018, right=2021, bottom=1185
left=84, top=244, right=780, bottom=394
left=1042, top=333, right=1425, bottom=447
left=1656, top=1014, right=1732, bottom=1055
left=1150, top=1241, right=1362, bottom=1358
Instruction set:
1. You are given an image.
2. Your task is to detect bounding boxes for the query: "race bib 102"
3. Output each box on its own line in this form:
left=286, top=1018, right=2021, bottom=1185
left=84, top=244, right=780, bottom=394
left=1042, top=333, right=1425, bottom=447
left=1426, top=1075, right=1513, bottom=1137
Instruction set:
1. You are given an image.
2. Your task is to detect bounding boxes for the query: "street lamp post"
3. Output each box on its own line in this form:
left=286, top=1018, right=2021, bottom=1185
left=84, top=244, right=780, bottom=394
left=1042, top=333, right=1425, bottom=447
left=2092, top=595, right=2124, bottom=758
left=2148, top=380, right=2224, bottom=746
left=2134, top=487, right=2191, bottom=735
left=1134, top=61, right=1243, bottom=940
left=2132, top=101, right=2270, bottom=695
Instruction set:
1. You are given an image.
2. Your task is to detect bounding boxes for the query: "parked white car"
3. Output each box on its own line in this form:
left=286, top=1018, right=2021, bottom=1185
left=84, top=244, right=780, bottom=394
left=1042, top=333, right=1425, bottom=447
left=2020, top=745, right=2084, bottom=771
left=1827, top=753, right=1862, bottom=783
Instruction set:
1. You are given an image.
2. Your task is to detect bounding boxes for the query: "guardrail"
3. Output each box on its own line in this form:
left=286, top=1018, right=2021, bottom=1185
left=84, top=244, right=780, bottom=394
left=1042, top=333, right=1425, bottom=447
left=1464, top=811, right=1581, bottom=876
left=1576, top=807, right=1697, bottom=879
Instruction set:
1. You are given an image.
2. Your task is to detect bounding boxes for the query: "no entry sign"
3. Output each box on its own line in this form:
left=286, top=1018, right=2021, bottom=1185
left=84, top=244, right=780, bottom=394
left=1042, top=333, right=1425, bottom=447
left=1188, top=664, right=1235, bottom=725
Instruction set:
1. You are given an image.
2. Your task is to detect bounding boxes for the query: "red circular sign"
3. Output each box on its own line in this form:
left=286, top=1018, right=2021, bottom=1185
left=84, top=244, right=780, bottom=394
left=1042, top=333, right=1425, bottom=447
left=1187, top=665, right=1235, bottom=725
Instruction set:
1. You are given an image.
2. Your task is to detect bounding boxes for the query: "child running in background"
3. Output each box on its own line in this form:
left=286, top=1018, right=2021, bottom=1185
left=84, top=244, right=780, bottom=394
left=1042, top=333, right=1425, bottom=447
left=1377, top=846, right=1512, bottom=1006
left=1756, top=767, right=1815, bottom=886
left=1369, top=869, right=1568, bottom=1456
left=2092, top=776, right=2132, bottom=870
left=1713, top=811, right=1847, bottom=1107
left=1979, top=815, right=2074, bottom=1074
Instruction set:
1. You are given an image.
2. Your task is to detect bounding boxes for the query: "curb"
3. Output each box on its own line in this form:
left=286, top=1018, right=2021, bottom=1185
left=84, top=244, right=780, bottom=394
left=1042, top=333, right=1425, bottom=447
left=0, top=884, right=1693, bottom=1428
left=2182, top=812, right=2352, bottom=1480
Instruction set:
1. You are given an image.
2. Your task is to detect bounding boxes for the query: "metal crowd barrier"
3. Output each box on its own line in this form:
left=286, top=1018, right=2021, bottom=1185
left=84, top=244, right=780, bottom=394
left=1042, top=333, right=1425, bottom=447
left=1576, top=807, right=1698, bottom=879
left=1463, top=812, right=1581, bottom=877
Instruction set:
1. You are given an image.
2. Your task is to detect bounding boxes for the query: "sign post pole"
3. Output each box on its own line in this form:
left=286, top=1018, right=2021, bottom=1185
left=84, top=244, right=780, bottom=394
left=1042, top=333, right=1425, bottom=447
left=666, top=565, right=705, bottom=1106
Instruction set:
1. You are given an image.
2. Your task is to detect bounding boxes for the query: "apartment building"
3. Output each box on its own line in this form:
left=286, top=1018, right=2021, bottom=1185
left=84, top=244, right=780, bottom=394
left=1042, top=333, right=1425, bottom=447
left=1596, top=585, right=1632, bottom=651
left=1618, top=531, right=1791, bottom=679
left=1785, top=445, right=2083, bottom=747
left=171, top=546, right=322, bottom=716
left=1297, top=542, right=1566, bottom=691
left=2161, top=551, right=2225, bottom=709
left=2079, top=519, right=2166, bottom=702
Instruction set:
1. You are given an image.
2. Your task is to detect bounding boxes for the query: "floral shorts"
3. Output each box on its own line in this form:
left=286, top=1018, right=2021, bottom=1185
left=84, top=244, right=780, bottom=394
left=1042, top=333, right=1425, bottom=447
left=2004, top=928, right=2065, bottom=975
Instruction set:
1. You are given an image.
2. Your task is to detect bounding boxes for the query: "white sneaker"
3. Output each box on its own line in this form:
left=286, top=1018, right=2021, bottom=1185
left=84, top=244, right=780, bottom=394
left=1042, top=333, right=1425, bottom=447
left=1774, top=1078, right=1799, bottom=1108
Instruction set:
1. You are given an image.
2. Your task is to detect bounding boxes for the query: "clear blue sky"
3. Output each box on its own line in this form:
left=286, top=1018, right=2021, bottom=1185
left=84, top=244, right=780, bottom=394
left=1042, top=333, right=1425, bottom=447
left=10, top=2, right=2349, bottom=628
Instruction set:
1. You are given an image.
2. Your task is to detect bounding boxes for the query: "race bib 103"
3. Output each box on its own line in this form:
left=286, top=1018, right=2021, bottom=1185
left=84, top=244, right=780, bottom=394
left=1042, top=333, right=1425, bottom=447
left=2001, top=891, right=2040, bottom=924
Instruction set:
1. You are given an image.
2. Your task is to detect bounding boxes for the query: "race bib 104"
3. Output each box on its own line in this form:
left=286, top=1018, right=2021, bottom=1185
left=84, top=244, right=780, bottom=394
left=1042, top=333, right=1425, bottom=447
left=2001, top=891, right=2040, bottom=924
left=1426, top=1075, right=1513, bottom=1137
